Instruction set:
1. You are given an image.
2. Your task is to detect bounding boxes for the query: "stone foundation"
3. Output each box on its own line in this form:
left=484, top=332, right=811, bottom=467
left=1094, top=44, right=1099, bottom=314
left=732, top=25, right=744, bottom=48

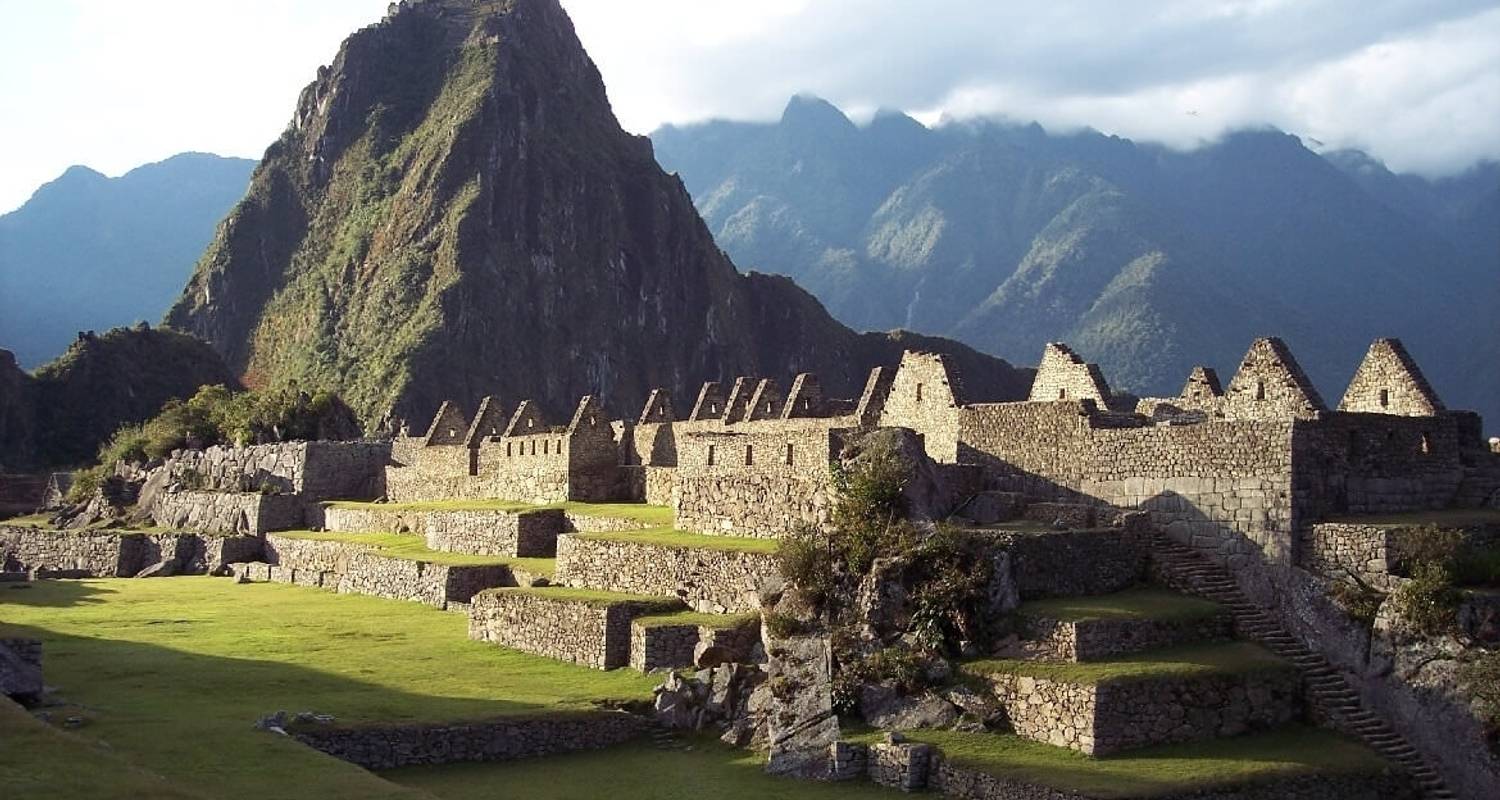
left=321, top=506, right=430, bottom=536
left=424, top=509, right=565, bottom=557
left=150, top=490, right=304, bottom=535
left=930, top=760, right=1416, bottom=799
left=289, top=711, right=648, bottom=770
left=986, top=667, right=1299, bottom=755
left=259, top=535, right=513, bottom=608
left=554, top=534, right=778, bottom=613
left=468, top=589, right=681, bottom=669
left=0, top=526, right=261, bottom=577
left=1021, top=614, right=1232, bottom=662
left=628, top=616, right=759, bottom=671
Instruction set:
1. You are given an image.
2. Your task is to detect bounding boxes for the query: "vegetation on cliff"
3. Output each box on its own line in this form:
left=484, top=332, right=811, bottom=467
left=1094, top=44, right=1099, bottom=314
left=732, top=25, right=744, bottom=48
left=165, top=0, right=1029, bottom=427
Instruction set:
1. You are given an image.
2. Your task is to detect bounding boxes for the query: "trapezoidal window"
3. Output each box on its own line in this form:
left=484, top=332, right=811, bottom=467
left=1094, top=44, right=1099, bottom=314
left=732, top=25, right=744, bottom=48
left=707, top=445, right=716, bottom=466
left=1058, top=388, right=1067, bottom=400
left=785, top=443, right=794, bottom=466
left=915, top=383, right=924, bottom=402
left=1421, top=432, right=1432, bottom=455
left=1255, top=381, right=1266, bottom=401
left=506, top=442, right=512, bottom=457
left=745, top=445, right=754, bottom=466
left=709, top=403, right=718, bottom=414
left=765, top=401, right=774, bottom=414
left=542, top=440, right=549, bottom=455
left=1379, top=389, right=1390, bottom=408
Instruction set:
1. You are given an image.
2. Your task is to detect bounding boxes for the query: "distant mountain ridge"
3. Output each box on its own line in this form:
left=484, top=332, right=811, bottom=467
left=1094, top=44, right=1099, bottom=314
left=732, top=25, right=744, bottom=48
left=164, top=0, right=1029, bottom=426
left=0, top=153, right=255, bottom=368
left=651, top=96, right=1499, bottom=427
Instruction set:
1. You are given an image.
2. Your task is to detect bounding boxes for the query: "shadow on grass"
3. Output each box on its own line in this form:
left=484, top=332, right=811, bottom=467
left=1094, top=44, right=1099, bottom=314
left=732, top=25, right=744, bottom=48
left=1, top=579, right=114, bottom=609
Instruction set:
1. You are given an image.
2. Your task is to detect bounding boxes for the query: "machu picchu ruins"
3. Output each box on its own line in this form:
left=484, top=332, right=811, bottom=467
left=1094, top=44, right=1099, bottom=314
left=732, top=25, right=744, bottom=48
left=6, top=335, right=1499, bottom=799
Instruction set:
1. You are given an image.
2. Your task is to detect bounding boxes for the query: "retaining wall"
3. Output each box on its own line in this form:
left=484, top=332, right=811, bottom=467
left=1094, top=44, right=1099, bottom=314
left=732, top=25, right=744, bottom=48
left=0, top=527, right=260, bottom=577
left=985, top=524, right=1150, bottom=600
left=468, top=590, right=681, bottom=669
left=150, top=490, right=303, bottom=535
left=260, top=535, right=511, bottom=608
left=1021, top=614, right=1232, bottom=662
left=425, top=509, right=565, bottom=557
left=930, top=760, right=1415, bottom=800
left=289, top=712, right=648, bottom=770
left=555, top=535, right=778, bottom=613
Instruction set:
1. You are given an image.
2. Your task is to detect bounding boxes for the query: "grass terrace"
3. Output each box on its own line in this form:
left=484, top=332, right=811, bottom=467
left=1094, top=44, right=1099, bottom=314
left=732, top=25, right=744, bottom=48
left=633, top=610, right=760, bottom=629
left=572, top=526, right=780, bottom=555
left=324, top=499, right=675, bottom=526
left=1018, top=588, right=1224, bottom=623
left=493, top=586, right=682, bottom=610
left=0, top=578, right=658, bottom=799
left=271, top=529, right=555, bottom=574
left=964, top=641, right=1290, bottom=685
left=0, top=513, right=175, bottom=535
left=847, top=725, right=1390, bottom=799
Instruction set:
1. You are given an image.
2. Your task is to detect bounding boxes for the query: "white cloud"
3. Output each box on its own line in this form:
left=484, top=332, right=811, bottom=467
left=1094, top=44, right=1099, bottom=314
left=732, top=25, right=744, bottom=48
left=1, top=0, right=1495, bottom=213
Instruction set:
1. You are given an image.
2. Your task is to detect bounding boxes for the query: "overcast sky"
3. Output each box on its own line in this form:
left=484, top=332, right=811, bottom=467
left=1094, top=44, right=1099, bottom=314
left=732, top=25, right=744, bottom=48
left=1, top=0, right=1496, bottom=213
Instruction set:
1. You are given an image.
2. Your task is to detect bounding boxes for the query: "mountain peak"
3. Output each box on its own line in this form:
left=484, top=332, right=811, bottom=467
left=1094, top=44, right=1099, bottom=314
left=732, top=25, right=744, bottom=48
left=780, top=93, right=856, bottom=135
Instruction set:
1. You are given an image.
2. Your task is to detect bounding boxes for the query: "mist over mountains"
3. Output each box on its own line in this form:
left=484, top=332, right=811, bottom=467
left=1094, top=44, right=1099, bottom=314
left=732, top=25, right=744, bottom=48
left=653, top=96, right=1499, bottom=426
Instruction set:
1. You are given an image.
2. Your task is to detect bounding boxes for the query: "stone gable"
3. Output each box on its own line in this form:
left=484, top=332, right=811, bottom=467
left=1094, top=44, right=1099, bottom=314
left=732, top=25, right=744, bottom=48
left=1338, top=338, right=1444, bottom=416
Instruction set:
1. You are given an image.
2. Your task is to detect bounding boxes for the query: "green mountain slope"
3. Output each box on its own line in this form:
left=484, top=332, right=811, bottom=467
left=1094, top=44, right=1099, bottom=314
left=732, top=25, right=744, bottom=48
left=653, top=99, right=1498, bottom=427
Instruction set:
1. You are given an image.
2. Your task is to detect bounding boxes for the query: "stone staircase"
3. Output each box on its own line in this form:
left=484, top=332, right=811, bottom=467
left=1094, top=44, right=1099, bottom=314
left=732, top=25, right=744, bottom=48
left=1150, top=533, right=1456, bottom=800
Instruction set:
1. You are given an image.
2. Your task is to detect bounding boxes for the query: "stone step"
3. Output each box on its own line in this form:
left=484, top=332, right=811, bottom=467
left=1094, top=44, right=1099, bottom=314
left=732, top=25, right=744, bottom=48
left=468, top=586, right=684, bottom=670
left=553, top=529, right=778, bottom=614
left=1015, top=587, right=1231, bottom=662
left=629, top=610, right=761, bottom=672
left=965, top=641, right=1299, bottom=755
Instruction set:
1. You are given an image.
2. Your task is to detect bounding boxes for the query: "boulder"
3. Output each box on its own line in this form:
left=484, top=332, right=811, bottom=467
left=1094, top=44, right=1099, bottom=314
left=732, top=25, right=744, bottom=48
left=858, top=683, right=960, bottom=731
left=134, top=559, right=180, bottom=579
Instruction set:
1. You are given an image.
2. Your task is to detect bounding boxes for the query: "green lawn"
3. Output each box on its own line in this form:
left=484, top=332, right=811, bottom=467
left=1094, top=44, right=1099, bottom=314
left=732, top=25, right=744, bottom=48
left=964, top=641, right=1291, bottom=685
left=271, top=530, right=555, bottom=573
left=634, top=611, right=759, bottom=629
left=574, top=527, right=780, bottom=555
left=1018, top=588, right=1223, bottom=623
left=494, top=586, right=682, bottom=609
left=0, top=578, right=657, bottom=799
left=872, top=726, right=1389, bottom=799
left=0, top=697, right=208, bottom=799
left=0, top=515, right=175, bottom=535
left=384, top=738, right=898, bottom=799
left=324, top=500, right=675, bottom=526
left=1325, top=508, right=1500, bottom=527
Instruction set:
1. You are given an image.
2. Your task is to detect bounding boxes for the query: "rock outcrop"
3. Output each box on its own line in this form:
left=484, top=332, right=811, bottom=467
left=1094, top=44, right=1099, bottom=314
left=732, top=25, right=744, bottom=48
left=166, top=0, right=1028, bottom=425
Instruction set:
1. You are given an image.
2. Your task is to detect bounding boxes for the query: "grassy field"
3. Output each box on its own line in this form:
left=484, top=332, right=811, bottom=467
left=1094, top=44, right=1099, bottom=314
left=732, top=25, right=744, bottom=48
left=0, top=578, right=656, bottom=799
left=964, top=641, right=1291, bottom=685
left=1018, top=588, right=1223, bottom=623
left=324, top=500, right=675, bottom=526
left=871, top=726, right=1389, bottom=799
left=271, top=529, right=555, bottom=573
left=574, top=527, right=780, bottom=554
left=384, top=738, right=899, bottom=799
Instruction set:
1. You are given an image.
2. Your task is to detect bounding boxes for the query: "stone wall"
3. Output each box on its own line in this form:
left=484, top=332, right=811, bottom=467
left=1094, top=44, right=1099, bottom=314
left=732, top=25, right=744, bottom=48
left=1307, top=520, right=1500, bottom=590
left=986, top=668, right=1298, bottom=755
left=150, top=490, right=304, bottom=535
left=260, top=535, right=509, bottom=608
left=1337, top=338, right=1443, bottom=416
left=929, top=760, right=1415, bottom=800
left=0, top=474, right=46, bottom=517
left=1028, top=344, right=1112, bottom=407
left=424, top=509, right=564, bottom=557
left=387, top=444, right=475, bottom=502
left=879, top=351, right=964, bottom=462
left=618, top=465, right=676, bottom=506
left=1021, top=614, right=1232, bottom=663
left=628, top=617, right=759, bottom=671
left=167, top=442, right=389, bottom=500
left=0, top=527, right=260, bottom=577
left=321, top=505, right=431, bottom=535
left=868, top=741, right=933, bottom=791
left=983, top=526, right=1149, bottom=600
left=674, top=423, right=841, bottom=538
left=468, top=590, right=680, bottom=669
left=289, top=712, right=648, bottom=770
left=554, top=534, right=779, bottom=613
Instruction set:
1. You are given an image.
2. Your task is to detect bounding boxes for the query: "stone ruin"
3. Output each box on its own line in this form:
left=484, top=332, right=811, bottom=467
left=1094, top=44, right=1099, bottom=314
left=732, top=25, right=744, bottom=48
left=4, top=334, right=1498, bottom=799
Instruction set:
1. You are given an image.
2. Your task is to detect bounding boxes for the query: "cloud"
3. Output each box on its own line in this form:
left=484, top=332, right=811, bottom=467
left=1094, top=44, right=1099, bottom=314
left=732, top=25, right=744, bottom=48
left=568, top=0, right=1500, bottom=175
left=1, top=0, right=1495, bottom=213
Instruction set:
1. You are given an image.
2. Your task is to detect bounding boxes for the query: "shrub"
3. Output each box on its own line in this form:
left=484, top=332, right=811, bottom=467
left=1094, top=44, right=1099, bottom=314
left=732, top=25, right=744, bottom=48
left=762, top=612, right=808, bottom=640
left=1458, top=651, right=1500, bottom=738
left=1328, top=580, right=1385, bottom=627
left=1391, top=562, right=1460, bottom=635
